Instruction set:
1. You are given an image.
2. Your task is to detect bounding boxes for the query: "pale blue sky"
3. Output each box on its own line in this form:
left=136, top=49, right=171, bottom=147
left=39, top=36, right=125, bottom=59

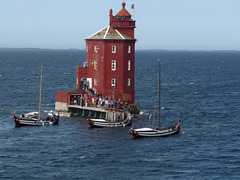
left=0, top=0, right=239, bottom=50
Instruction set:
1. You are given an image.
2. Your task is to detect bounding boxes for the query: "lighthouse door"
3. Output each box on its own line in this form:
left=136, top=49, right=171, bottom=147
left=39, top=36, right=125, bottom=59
left=87, top=78, right=92, bottom=89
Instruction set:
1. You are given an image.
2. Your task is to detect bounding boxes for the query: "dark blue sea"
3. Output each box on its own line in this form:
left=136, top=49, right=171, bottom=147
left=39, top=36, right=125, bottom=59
left=0, top=49, right=240, bottom=179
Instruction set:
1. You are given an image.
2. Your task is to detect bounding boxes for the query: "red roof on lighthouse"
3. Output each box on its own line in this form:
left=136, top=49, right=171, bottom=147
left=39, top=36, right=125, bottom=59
left=115, top=2, right=132, bottom=17
left=86, top=2, right=136, bottom=40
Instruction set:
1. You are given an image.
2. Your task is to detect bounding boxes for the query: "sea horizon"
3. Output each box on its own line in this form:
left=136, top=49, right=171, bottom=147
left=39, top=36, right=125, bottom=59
left=0, top=47, right=240, bottom=52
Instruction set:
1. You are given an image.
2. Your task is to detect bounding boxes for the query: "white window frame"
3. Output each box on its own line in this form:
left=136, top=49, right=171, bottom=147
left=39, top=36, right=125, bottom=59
left=128, top=60, right=131, bottom=71
left=112, top=46, right=116, bottom=53
left=128, top=78, right=131, bottom=86
left=128, top=46, right=131, bottom=53
left=112, top=60, right=116, bottom=71
left=94, top=46, right=98, bottom=52
left=111, top=78, right=116, bottom=86
left=94, top=60, right=98, bottom=70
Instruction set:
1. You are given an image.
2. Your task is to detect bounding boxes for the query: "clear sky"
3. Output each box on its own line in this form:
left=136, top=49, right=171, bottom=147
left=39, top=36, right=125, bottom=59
left=0, top=0, right=239, bottom=50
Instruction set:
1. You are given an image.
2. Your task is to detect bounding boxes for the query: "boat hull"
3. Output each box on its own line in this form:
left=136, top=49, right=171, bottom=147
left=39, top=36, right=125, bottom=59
left=13, top=116, right=59, bottom=127
left=87, top=118, right=131, bottom=128
left=129, top=121, right=182, bottom=138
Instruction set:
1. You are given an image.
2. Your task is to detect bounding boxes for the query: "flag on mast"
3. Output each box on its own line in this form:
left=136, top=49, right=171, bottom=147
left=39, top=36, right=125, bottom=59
left=131, top=4, right=134, bottom=9
left=11, top=111, right=16, bottom=115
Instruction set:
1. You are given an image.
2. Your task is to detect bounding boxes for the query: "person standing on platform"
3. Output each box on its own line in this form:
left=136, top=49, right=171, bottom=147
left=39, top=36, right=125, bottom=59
left=87, top=80, right=90, bottom=89
left=80, top=78, right=83, bottom=89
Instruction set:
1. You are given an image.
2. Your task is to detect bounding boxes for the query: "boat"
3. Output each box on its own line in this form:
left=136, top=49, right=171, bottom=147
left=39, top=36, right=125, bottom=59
left=12, top=67, right=59, bottom=127
left=13, top=115, right=59, bottom=127
left=87, top=108, right=132, bottom=127
left=129, top=59, right=182, bottom=138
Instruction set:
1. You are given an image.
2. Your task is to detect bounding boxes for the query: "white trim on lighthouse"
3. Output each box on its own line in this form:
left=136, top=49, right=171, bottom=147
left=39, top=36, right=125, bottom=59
left=85, top=26, right=109, bottom=39
left=86, top=25, right=135, bottom=40
left=115, top=29, right=125, bottom=39
left=103, top=26, right=110, bottom=39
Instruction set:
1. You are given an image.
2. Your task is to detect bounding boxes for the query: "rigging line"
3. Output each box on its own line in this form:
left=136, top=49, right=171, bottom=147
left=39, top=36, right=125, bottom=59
left=132, top=117, right=158, bottom=128
left=42, top=80, right=56, bottom=108
left=137, top=110, right=179, bottom=119
left=138, top=115, right=154, bottom=118
left=140, top=106, right=155, bottom=110
left=138, top=104, right=158, bottom=111
left=31, top=90, right=39, bottom=112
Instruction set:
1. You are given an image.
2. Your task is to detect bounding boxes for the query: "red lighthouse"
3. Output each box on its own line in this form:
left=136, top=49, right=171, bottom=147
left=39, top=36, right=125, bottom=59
left=77, top=2, right=136, bottom=103
left=56, top=2, right=136, bottom=111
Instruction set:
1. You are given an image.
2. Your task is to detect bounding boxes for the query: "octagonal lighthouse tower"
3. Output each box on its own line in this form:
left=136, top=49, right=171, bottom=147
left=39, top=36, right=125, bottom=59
left=77, top=2, right=136, bottom=104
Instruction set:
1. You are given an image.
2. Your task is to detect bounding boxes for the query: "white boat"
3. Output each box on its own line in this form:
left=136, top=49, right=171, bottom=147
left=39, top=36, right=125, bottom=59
left=12, top=67, right=59, bottom=127
left=129, top=59, right=182, bottom=138
left=87, top=108, right=132, bottom=127
left=13, top=116, right=57, bottom=126
left=87, top=118, right=131, bottom=127
left=129, top=123, right=181, bottom=137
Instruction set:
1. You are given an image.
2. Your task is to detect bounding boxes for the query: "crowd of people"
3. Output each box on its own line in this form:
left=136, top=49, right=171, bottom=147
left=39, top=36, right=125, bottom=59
left=71, top=95, right=128, bottom=111
left=75, top=77, right=128, bottom=111
left=79, top=78, right=90, bottom=90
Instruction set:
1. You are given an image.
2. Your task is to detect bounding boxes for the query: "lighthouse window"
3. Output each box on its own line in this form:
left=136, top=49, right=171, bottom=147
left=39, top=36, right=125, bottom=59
left=128, top=60, right=131, bottom=71
left=128, top=46, right=131, bottom=53
left=94, top=79, right=98, bottom=85
left=94, top=46, right=98, bottom=52
left=94, top=61, right=98, bottom=70
left=128, top=78, right=131, bottom=86
left=111, top=78, right=116, bottom=86
left=112, top=60, right=116, bottom=71
left=112, top=46, right=116, bottom=53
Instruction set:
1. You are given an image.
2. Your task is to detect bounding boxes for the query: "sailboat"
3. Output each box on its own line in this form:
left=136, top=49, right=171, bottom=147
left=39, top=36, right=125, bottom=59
left=13, top=67, right=59, bottom=127
left=87, top=107, right=132, bottom=127
left=129, top=59, right=182, bottom=137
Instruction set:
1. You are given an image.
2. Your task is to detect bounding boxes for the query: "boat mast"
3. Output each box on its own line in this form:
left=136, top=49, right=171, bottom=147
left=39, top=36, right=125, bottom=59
left=38, top=66, right=43, bottom=121
left=158, top=59, right=161, bottom=129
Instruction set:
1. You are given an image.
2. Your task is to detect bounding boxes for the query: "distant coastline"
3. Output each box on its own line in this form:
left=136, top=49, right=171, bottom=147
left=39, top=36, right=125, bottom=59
left=0, top=47, right=83, bottom=51
left=0, top=47, right=239, bottom=52
left=136, top=49, right=240, bottom=52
